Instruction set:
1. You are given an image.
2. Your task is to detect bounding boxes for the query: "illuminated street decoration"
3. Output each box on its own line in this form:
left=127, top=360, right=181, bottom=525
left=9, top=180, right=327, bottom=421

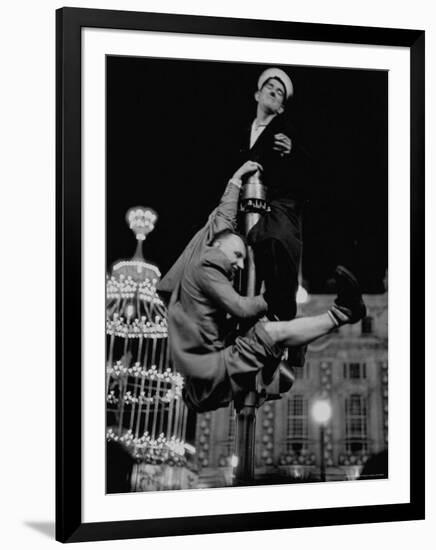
left=126, top=205, right=157, bottom=240
left=106, top=207, right=193, bottom=491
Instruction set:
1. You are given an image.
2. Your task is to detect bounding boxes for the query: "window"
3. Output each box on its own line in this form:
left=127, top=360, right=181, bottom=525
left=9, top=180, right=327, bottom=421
left=286, top=395, right=308, bottom=453
left=345, top=394, right=368, bottom=453
left=361, top=316, right=373, bottom=334
left=343, top=362, right=366, bottom=380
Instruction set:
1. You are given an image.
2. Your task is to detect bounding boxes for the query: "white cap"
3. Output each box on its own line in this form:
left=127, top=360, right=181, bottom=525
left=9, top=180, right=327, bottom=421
left=257, top=68, right=294, bottom=100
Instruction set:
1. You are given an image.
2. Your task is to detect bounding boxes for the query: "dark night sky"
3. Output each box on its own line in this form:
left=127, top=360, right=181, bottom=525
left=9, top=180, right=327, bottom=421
left=107, top=56, right=388, bottom=293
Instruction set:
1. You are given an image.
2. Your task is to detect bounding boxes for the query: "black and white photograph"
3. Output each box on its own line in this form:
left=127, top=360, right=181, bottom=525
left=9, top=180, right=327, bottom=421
left=105, top=56, right=389, bottom=493
left=0, top=0, right=430, bottom=547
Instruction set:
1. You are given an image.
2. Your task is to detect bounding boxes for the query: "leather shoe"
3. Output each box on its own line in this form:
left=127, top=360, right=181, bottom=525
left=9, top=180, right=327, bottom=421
left=332, top=265, right=367, bottom=324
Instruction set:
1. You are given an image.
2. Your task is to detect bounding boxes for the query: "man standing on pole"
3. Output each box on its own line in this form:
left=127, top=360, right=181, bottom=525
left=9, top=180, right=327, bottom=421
left=158, top=161, right=366, bottom=414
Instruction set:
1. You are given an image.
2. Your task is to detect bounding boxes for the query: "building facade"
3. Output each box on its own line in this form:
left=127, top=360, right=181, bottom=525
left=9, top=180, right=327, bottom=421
left=195, top=293, right=388, bottom=486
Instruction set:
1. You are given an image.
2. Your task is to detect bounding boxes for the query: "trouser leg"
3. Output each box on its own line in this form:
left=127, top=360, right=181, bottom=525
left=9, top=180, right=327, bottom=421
left=262, top=313, right=336, bottom=347
left=253, top=238, right=306, bottom=368
left=253, top=238, right=299, bottom=321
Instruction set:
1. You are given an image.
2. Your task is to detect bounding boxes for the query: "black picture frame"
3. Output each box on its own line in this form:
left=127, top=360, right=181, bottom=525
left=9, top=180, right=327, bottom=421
left=56, top=7, right=425, bottom=543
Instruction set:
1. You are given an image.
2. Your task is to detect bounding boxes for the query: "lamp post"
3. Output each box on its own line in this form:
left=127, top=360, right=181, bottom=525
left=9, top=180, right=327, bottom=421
left=311, top=398, right=332, bottom=482
left=234, top=170, right=268, bottom=484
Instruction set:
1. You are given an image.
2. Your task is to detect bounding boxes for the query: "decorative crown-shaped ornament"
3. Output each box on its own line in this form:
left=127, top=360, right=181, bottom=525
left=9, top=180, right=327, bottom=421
left=126, top=206, right=158, bottom=241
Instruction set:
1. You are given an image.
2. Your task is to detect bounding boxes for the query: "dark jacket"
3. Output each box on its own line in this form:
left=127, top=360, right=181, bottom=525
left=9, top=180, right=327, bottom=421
left=237, top=113, right=309, bottom=203
left=236, top=113, right=310, bottom=320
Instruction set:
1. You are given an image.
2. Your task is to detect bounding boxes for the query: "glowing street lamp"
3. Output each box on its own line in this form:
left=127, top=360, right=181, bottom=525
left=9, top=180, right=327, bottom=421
left=311, top=399, right=332, bottom=425
left=311, top=398, right=332, bottom=482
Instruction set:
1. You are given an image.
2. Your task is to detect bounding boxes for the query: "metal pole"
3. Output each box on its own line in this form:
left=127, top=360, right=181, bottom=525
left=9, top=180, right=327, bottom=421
left=234, top=171, right=268, bottom=485
left=320, top=425, right=326, bottom=482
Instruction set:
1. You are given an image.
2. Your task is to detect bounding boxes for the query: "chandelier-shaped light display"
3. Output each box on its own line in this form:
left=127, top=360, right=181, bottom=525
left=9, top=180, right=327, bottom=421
left=106, top=207, right=191, bottom=490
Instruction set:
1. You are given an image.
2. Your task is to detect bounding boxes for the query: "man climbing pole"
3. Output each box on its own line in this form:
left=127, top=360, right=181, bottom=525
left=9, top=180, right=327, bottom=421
left=158, top=160, right=366, bottom=414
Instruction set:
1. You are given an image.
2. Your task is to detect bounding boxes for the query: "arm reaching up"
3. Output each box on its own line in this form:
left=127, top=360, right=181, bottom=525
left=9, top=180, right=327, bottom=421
left=158, top=161, right=262, bottom=296
left=208, top=161, right=263, bottom=237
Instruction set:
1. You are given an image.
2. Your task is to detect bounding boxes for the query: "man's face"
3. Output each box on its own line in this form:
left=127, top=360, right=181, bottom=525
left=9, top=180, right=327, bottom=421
left=255, top=77, right=286, bottom=115
left=217, top=234, right=247, bottom=274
